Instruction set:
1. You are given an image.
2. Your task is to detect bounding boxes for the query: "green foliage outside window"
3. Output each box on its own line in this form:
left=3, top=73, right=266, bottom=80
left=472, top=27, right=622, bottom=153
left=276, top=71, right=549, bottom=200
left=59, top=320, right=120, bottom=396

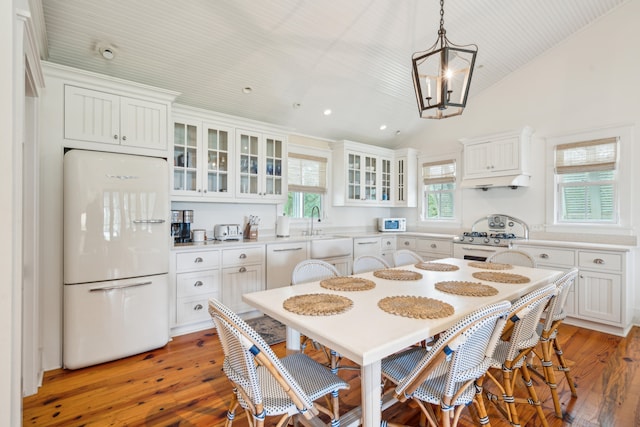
left=284, top=192, right=322, bottom=218
left=425, top=183, right=455, bottom=219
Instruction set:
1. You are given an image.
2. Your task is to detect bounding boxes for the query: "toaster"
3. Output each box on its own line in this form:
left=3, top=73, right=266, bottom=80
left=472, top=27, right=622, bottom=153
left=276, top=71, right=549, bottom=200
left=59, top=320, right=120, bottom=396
left=214, top=224, right=242, bottom=241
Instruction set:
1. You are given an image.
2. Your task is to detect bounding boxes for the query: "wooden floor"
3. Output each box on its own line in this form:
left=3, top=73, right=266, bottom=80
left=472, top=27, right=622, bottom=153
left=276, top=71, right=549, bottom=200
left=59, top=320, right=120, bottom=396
left=23, top=324, right=640, bottom=427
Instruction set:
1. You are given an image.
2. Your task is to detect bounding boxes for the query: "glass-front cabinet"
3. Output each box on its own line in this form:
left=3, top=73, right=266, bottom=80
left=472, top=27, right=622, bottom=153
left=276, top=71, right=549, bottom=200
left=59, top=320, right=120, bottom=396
left=172, top=117, right=233, bottom=199
left=236, top=130, right=286, bottom=201
left=173, top=119, right=199, bottom=193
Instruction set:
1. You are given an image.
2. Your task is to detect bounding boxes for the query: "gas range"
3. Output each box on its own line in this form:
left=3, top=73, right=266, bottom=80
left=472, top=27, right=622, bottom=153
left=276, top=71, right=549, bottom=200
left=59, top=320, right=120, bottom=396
left=454, top=214, right=529, bottom=248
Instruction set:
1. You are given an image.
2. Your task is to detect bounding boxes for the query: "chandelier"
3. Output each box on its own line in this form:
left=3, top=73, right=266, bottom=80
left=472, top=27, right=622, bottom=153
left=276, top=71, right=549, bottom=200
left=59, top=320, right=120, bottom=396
left=412, top=0, right=477, bottom=119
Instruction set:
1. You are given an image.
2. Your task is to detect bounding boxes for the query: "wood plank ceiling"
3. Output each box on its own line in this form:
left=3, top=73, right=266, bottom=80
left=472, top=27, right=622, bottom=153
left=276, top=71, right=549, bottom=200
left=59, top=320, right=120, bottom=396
left=40, top=0, right=627, bottom=146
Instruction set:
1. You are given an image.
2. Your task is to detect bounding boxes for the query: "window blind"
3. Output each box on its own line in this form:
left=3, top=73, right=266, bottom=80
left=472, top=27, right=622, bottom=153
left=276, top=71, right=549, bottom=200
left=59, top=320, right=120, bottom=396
left=422, top=159, right=456, bottom=184
left=555, top=137, right=618, bottom=174
left=287, top=153, right=327, bottom=193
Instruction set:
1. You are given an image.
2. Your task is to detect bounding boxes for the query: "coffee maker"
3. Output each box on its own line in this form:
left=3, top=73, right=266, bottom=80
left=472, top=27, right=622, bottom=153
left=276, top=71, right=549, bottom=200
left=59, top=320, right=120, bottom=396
left=171, top=209, right=193, bottom=243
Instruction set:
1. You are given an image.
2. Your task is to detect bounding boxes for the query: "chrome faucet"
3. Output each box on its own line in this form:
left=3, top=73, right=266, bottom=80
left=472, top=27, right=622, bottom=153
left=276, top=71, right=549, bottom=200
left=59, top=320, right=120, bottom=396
left=310, top=206, right=321, bottom=236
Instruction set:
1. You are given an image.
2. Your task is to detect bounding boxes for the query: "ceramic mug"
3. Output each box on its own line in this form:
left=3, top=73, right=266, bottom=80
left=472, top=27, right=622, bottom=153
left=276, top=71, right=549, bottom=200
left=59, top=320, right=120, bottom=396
left=192, top=229, right=206, bottom=242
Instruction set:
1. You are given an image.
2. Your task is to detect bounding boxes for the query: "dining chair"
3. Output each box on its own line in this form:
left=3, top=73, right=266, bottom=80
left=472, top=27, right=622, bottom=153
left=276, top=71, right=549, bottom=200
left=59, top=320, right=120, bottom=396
left=486, top=249, right=536, bottom=268
left=479, top=282, right=558, bottom=427
left=380, top=300, right=512, bottom=427
left=291, top=259, right=339, bottom=285
left=208, top=298, right=349, bottom=427
left=528, top=268, right=579, bottom=418
left=393, top=249, right=423, bottom=267
left=352, top=254, right=390, bottom=274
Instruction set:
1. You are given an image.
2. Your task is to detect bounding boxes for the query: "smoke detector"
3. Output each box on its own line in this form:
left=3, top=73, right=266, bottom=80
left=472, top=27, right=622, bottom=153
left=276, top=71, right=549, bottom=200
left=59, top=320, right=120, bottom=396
left=98, top=45, right=116, bottom=60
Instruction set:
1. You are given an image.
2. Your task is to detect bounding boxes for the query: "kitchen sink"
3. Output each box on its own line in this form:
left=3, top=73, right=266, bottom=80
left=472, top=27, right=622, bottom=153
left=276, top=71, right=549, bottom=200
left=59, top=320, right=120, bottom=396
left=309, top=237, right=353, bottom=259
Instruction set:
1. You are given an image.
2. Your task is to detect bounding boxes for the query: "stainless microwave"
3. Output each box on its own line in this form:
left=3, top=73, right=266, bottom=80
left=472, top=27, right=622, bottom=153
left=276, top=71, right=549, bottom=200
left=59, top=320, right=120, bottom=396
left=378, top=217, right=407, bottom=232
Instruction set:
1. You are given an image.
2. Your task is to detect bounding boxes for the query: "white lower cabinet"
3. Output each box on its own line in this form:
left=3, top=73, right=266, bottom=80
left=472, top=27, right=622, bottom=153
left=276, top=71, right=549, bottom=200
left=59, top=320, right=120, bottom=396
left=171, top=245, right=265, bottom=334
left=266, top=242, right=309, bottom=290
left=415, top=237, right=453, bottom=261
left=221, top=246, right=265, bottom=315
left=173, top=250, right=221, bottom=328
left=324, top=256, right=352, bottom=276
left=517, top=244, right=630, bottom=336
left=353, top=236, right=382, bottom=258
left=381, top=236, right=396, bottom=266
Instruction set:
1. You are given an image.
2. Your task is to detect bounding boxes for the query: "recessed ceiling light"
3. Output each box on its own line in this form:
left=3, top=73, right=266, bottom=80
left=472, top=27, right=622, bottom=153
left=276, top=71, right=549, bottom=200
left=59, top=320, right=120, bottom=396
left=379, top=124, right=387, bottom=131
left=395, top=130, right=401, bottom=136
left=242, top=87, right=253, bottom=94
left=293, top=102, right=302, bottom=109
left=98, top=46, right=115, bottom=60
left=323, top=109, right=332, bottom=116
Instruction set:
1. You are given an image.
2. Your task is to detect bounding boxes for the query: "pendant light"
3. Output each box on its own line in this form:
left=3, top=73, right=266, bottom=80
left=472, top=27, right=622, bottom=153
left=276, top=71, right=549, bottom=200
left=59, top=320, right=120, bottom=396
left=412, top=0, right=477, bottom=119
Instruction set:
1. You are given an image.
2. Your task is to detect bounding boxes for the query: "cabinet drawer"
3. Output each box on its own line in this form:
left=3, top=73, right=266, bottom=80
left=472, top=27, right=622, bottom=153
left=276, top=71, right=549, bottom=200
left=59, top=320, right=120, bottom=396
left=522, top=246, right=574, bottom=266
left=222, top=246, right=265, bottom=266
left=397, top=237, right=416, bottom=249
left=177, top=270, right=220, bottom=298
left=176, top=250, right=219, bottom=271
left=578, top=251, right=622, bottom=272
left=177, top=295, right=217, bottom=325
left=416, top=239, right=452, bottom=255
left=381, top=236, right=396, bottom=251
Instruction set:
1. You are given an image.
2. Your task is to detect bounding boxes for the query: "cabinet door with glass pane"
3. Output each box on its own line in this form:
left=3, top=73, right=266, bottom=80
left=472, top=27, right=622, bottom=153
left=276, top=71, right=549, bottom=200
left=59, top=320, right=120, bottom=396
left=347, top=153, right=362, bottom=201
left=203, top=123, right=233, bottom=198
left=236, top=130, right=261, bottom=198
left=262, top=134, right=285, bottom=199
left=173, top=119, right=200, bottom=195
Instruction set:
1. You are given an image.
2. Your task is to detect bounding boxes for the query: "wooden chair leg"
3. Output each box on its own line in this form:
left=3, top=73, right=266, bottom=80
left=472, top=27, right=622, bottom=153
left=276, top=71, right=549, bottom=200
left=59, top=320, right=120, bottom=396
left=553, top=337, right=578, bottom=397
left=473, top=378, right=492, bottom=427
left=501, top=365, right=521, bottom=426
left=225, top=390, right=240, bottom=427
left=540, top=337, right=563, bottom=418
left=520, top=362, right=549, bottom=427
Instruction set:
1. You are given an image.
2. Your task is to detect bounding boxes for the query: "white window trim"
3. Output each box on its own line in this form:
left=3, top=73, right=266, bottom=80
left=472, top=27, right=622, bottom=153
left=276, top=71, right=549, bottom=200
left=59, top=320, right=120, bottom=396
left=418, top=152, right=462, bottom=229
left=545, top=123, right=633, bottom=235
left=281, top=143, right=333, bottom=227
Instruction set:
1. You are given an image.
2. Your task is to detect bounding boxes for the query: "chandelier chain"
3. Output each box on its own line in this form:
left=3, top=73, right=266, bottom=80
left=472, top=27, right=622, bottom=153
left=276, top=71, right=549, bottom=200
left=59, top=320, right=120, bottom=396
left=438, top=0, right=446, bottom=38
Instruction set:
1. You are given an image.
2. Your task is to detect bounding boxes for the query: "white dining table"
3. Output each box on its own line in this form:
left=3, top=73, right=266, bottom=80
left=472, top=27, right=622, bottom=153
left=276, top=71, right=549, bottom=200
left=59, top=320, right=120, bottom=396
left=242, top=257, right=563, bottom=427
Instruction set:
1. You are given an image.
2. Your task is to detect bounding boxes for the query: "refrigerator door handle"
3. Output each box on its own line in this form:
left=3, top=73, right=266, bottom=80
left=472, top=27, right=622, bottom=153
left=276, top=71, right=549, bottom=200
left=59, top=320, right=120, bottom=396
left=132, top=219, right=166, bottom=224
left=89, top=281, right=153, bottom=292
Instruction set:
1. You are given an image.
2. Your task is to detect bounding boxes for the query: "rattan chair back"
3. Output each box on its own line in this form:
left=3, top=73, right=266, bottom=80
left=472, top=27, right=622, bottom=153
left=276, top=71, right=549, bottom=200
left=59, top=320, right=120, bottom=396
left=352, top=254, right=390, bottom=274
left=486, top=249, right=536, bottom=268
left=392, top=249, right=423, bottom=267
left=291, top=259, right=339, bottom=285
left=208, top=298, right=348, bottom=426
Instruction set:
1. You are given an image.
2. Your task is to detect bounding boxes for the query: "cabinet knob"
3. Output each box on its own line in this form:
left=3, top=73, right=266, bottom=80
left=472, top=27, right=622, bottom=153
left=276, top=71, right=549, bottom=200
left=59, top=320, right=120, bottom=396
left=386, top=241, right=391, bottom=246
left=122, top=136, right=127, bottom=141
left=113, top=134, right=118, bottom=140
left=193, top=304, right=203, bottom=311
left=594, top=258, right=605, bottom=264
left=239, top=253, right=247, bottom=259
left=194, top=280, right=203, bottom=287
left=239, top=266, right=247, bottom=273
left=430, top=243, right=437, bottom=249
left=404, top=241, right=410, bottom=246
left=540, top=253, right=549, bottom=259
left=203, top=189, right=207, bottom=193
left=194, top=257, right=203, bottom=263
left=197, top=189, right=202, bottom=193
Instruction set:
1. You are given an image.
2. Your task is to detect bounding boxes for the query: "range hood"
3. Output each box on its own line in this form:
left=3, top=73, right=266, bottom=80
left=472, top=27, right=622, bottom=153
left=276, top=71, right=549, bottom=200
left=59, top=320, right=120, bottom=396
left=460, top=174, right=530, bottom=190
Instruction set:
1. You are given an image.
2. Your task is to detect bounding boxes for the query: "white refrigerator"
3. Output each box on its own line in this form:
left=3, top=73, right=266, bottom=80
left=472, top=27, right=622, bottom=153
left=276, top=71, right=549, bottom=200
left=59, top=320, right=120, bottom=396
left=63, top=150, right=170, bottom=369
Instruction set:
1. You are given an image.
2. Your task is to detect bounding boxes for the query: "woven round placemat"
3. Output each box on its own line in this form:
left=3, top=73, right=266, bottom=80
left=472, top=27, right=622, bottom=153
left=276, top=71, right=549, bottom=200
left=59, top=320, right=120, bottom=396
left=435, top=281, right=499, bottom=297
left=472, top=271, right=531, bottom=284
left=283, top=294, right=353, bottom=316
left=373, top=269, right=423, bottom=281
left=378, top=296, right=454, bottom=319
left=415, top=262, right=460, bottom=272
left=468, top=261, right=513, bottom=270
left=320, top=277, right=375, bottom=291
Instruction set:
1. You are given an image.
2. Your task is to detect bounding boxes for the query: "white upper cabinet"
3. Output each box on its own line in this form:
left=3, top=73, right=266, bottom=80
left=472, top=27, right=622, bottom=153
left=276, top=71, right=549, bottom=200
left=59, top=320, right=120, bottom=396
left=460, top=126, right=533, bottom=187
left=333, top=141, right=419, bottom=207
left=171, top=106, right=288, bottom=203
left=332, top=140, right=394, bottom=206
left=235, top=130, right=287, bottom=202
left=172, top=117, right=234, bottom=199
left=64, top=85, right=168, bottom=151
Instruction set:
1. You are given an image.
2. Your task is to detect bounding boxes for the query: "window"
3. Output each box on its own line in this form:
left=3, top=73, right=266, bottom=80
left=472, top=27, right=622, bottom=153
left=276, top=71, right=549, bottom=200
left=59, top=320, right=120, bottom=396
left=284, top=153, right=327, bottom=218
left=554, top=137, right=618, bottom=223
left=422, top=159, right=456, bottom=220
